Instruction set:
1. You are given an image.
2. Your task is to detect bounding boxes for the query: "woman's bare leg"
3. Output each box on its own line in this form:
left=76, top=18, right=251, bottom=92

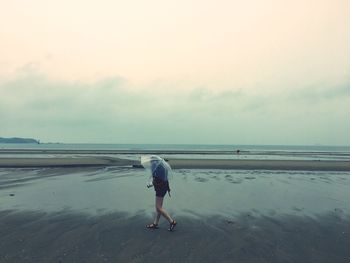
left=154, top=211, right=161, bottom=225
left=154, top=196, right=173, bottom=224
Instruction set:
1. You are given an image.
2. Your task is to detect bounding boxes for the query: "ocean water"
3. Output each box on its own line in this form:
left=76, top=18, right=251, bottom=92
left=1, top=143, right=350, bottom=161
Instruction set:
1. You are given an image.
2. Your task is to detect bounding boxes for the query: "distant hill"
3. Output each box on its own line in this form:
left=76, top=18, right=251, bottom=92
left=0, top=137, right=40, bottom=144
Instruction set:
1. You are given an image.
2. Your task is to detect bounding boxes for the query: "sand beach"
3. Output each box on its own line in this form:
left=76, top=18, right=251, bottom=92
left=1, top=153, right=350, bottom=171
left=1, top=148, right=350, bottom=262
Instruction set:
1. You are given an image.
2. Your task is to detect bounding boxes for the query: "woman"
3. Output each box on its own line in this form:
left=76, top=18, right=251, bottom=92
left=146, top=159, right=177, bottom=231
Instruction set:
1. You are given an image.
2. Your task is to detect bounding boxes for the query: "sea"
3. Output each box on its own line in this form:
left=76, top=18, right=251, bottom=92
left=1, top=143, right=350, bottom=161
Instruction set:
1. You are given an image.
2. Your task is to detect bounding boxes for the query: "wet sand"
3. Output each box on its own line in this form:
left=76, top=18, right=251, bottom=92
left=1, top=157, right=350, bottom=171
left=0, top=157, right=136, bottom=168
left=168, top=158, right=350, bottom=171
left=1, top=166, right=350, bottom=262
left=1, top=210, right=349, bottom=263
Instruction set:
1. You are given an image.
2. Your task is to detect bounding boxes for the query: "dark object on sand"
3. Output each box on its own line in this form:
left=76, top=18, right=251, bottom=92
left=9, top=193, right=15, bottom=196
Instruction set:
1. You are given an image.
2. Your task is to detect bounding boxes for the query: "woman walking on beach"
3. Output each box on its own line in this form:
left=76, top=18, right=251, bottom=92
left=141, top=155, right=177, bottom=231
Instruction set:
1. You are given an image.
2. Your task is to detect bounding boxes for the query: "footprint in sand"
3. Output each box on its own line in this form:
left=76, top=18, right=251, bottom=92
left=244, top=176, right=256, bottom=180
left=225, top=175, right=243, bottom=184
left=194, top=177, right=209, bottom=183
left=231, top=179, right=243, bottom=184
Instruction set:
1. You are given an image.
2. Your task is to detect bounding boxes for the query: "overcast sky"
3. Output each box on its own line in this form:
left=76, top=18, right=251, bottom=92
left=1, top=0, right=349, bottom=145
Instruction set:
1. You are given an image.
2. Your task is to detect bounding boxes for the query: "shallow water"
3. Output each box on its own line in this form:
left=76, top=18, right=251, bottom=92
left=1, top=167, right=350, bottom=219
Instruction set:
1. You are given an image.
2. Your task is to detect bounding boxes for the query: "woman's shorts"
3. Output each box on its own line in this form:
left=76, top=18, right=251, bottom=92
left=155, top=187, right=168, bottom=198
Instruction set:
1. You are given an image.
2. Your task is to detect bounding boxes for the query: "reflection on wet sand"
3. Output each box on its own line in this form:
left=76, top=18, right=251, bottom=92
left=1, top=167, right=350, bottom=262
left=1, top=210, right=349, bottom=263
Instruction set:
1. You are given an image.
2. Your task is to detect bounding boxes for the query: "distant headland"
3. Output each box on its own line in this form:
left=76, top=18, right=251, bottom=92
left=0, top=137, right=40, bottom=144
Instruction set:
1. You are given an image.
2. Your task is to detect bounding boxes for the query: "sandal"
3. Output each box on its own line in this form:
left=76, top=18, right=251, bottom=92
left=168, top=220, right=177, bottom=231
left=146, top=223, right=159, bottom=229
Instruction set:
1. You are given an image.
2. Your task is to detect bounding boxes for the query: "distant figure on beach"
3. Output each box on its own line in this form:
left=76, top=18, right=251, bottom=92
left=141, top=156, right=177, bottom=231
left=236, top=149, right=240, bottom=155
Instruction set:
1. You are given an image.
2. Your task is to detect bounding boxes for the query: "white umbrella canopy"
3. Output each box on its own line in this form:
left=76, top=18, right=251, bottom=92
left=140, top=155, right=172, bottom=182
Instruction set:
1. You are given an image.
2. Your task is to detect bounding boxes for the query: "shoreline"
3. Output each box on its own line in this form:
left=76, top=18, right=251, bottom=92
left=0, top=157, right=350, bottom=171
left=0, top=149, right=237, bottom=154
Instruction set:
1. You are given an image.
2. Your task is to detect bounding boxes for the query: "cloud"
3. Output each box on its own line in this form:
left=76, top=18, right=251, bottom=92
left=286, top=82, right=350, bottom=103
left=0, top=69, right=137, bottom=139
left=1, top=68, right=350, bottom=145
